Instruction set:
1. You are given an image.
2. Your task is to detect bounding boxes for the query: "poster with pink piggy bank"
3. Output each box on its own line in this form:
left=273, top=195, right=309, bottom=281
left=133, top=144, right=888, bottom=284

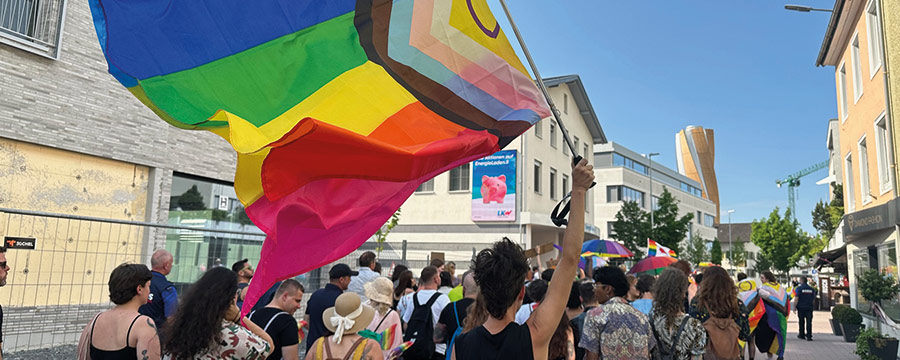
left=472, top=150, right=516, bottom=221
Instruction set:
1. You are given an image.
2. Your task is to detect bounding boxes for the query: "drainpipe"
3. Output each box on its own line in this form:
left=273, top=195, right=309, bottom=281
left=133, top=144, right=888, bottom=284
left=879, top=0, right=897, bottom=198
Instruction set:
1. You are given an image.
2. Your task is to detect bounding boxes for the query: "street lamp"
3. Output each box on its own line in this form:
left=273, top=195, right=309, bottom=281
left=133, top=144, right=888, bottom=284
left=728, top=209, right=736, bottom=273
left=784, top=4, right=833, bottom=13
left=647, top=152, right=660, bottom=239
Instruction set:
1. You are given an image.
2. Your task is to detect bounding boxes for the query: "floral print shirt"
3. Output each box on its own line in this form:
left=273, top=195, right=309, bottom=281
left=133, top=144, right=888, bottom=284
left=688, top=297, right=751, bottom=341
left=164, top=320, right=272, bottom=360
left=578, top=297, right=652, bottom=360
left=650, top=311, right=707, bottom=360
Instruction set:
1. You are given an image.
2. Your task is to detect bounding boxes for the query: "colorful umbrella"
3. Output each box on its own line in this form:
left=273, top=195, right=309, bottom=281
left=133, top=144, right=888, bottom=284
left=581, top=239, right=633, bottom=258
left=628, top=256, right=678, bottom=276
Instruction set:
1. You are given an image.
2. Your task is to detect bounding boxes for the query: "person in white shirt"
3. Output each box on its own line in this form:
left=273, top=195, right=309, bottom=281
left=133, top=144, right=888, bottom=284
left=398, top=266, right=451, bottom=356
left=515, top=279, right=547, bottom=324
left=347, top=251, right=380, bottom=302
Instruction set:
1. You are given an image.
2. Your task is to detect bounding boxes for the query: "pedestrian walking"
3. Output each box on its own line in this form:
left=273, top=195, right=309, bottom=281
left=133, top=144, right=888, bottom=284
left=362, top=277, right=403, bottom=359
left=452, top=159, right=594, bottom=360
left=161, top=266, right=273, bottom=359
left=447, top=262, right=460, bottom=287
left=514, top=279, right=547, bottom=324
left=631, top=275, right=655, bottom=316
left=248, top=279, right=305, bottom=360
left=566, top=282, right=583, bottom=320
left=579, top=266, right=652, bottom=360
left=304, top=293, right=383, bottom=360
left=139, top=249, right=178, bottom=330
left=570, top=281, right=599, bottom=360
left=650, top=268, right=707, bottom=360
left=625, top=275, right=640, bottom=302
left=435, top=270, right=478, bottom=359
left=393, top=270, right=415, bottom=309
left=232, top=259, right=255, bottom=309
left=305, top=264, right=356, bottom=351
left=753, top=271, right=790, bottom=360
left=793, top=277, right=816, bottom=341
left=689, top=266, right=749, bottom=360
left=397, top=266, right=450, bottom=360
left=348, top=251, right=380, bottom=302
left=438, top=272, right=454, bottom=295
left=549, top=313, right=575, bottom=360
left=77, top=263, right=160, bottom=360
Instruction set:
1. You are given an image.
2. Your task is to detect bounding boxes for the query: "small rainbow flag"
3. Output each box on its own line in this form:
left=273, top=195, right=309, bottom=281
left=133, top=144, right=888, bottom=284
left=647, top=239, right=677, bottom=258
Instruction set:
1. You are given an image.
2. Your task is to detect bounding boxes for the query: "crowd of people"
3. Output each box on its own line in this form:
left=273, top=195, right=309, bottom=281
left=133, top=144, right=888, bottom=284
left=73, top=161, right=816, bottom=360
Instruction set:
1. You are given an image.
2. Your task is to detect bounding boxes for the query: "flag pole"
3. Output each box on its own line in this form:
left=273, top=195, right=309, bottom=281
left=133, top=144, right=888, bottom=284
left=498, top=0, right=578, bottom=157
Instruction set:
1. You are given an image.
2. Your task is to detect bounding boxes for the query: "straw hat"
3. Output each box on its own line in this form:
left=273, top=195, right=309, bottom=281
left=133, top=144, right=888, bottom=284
left=364, top=277, right=394, bottom=306
left=323, top=292, right=375, bottom=343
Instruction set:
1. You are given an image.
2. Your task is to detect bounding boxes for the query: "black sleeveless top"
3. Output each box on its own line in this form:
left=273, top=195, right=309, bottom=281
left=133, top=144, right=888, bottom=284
left=89, top=313, right=142, bottom=360
left=454, top=322, right=534, bottom=360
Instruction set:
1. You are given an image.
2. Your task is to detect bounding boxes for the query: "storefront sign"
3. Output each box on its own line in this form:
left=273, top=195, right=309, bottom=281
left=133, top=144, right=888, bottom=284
left=472, top=150, right=517, bottom=221
left=842, top=199, right=895, bottom=237
left=4, top=236, right=36, bottom=250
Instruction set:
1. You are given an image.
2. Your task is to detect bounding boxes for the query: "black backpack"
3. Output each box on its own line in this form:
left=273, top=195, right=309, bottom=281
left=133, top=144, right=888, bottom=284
left=650, top=316, right=690, bottom=360
left=403, top=292, right=442, bottom=360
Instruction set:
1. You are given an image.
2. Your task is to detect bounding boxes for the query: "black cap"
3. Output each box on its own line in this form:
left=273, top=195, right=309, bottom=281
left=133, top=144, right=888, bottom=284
left=329, top=264, right=358, bottom=279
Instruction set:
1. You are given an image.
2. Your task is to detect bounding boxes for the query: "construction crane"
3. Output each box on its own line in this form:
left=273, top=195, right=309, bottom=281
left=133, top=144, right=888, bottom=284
left=775, top=161, right=829, bottom=220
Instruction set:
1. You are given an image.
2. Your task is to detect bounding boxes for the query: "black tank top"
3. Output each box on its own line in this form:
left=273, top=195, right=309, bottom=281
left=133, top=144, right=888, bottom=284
left=454, top=322, right=534, bottom=360
left=89, top=313, right=142, bottom=360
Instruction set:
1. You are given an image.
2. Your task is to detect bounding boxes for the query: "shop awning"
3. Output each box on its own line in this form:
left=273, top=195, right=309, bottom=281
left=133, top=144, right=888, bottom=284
left=814, top=245, right=846, bottom=269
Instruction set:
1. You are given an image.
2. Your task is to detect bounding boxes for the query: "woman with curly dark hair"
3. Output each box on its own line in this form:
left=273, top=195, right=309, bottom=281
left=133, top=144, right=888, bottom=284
left=689, top=266, right=750, bottom=359
left=650, top=268, right=707, bottom=359
left=162, top=267, right=273, bottom=359
left=548, top=313, right=575, bottom=360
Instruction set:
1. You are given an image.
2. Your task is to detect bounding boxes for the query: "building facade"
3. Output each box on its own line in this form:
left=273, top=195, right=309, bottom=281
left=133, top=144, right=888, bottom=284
left=676, top=126, right=721, bottom=223
left=715, top=223, right=762, bottom=277
left=818, top=0, right=900, bottom=344
left=591, top=142, right=718, bottom=246
left=384, top=75, right=606, bottom=271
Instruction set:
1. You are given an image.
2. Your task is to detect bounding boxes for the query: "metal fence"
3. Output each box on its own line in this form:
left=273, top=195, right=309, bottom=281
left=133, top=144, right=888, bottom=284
left=0, top=0, right=66, bottom=58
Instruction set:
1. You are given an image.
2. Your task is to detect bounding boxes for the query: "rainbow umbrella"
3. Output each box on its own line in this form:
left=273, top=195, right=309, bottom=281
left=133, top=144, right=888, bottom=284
left=581, top=239, right=633, bottom=258
left=628, top=256, right=678, bottom=276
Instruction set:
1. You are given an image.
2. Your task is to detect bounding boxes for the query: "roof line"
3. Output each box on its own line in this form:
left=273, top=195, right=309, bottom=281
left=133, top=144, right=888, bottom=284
left=816, top=0, right=845, bottom=67
left=541, top=75, right=607, bottom=144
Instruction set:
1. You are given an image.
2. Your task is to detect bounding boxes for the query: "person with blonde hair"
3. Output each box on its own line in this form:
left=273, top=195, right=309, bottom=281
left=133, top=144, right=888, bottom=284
left=363, top=277, right=403, bottom=357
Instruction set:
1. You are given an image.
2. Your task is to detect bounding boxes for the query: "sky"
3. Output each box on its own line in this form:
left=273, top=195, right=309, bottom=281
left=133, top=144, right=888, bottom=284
left=487, top=0, right=839, bottom=233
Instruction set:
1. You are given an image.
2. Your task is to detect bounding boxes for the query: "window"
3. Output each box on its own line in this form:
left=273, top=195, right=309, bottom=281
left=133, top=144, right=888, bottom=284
left=573, top=137, right=580, bottom=158
left=534, top=160, right=542, bottom=194
left=563, top=93, right=569, bottom=114
left=853, top=249, right=873, bottom=314
left=867, top=0, right=884, bottom=76
left=0, top=0, right=66, bottom=58
left=549, top=168, right=558, bottom=200
left=584, top=143, right=590, bottom=160
left=607, top=186, right=619, bottom=203
left=874, top=115, right=891, bottom=192
left=606, top=185, right=645, bottom=208
left=877, top=244, right=900, bottom=321
left=845, top=153, right=856, bottom=212
left=651, top=196, right=660, bottom=211
left=607, top=222, right=617, bottom=237
left=534, top=120, right=542, bottom=138
left=680, top=182, right=703, bottom=198
left=449, top=163, right=470, bottom=191
left=549, top=122, right=557, bottom=148
left=839, top=63, right=848, bottom=120
left=416, top=178, right=435, bottom=193
left=859, top=137, right=871, bottom=203
left=562, top=174, right=570, bottom=196
left=697, top=211, right=702, bottom=224
left=851, top=35, right=863, bottom=101
left=612, top=153, right=649, bottom=175
left=704, top=214, right=716, bottom=227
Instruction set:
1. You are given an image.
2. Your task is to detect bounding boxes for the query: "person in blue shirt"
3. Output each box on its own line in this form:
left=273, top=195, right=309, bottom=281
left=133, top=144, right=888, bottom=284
left=793, top=277, right=817, bottom=341
left=138, top=249, right=178, bottom=329
left=304, top=263, right=356, bottom=351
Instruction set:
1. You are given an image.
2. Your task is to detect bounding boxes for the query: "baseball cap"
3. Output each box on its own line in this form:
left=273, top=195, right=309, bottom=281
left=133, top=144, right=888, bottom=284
left=329, top=263, right=358, bottom=279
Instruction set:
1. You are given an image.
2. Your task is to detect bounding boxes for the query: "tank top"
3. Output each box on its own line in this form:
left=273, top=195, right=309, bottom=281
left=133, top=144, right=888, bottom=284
left=454, top=322, right=533, bottom=360
left=311, top=336, right=370, bottom=360
left=89, top=313, right=142, bottom=360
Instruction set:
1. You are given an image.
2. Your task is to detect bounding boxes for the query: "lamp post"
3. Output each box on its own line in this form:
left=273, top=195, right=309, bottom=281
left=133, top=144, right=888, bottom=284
left=647, top=152, right=660, bottom=239
left=727, top=209, right=735, bottom=273
left=783, top=4, right=833, bottom=12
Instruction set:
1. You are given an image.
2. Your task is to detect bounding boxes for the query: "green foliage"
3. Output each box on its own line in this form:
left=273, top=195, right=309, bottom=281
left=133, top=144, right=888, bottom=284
left=211, top=209, right=228, bottom=223
left=831, top=304, right=850, bottom=320
left=857, top=269, right=900, bottom=305
left=178, top=185, right=207, bottom=210
left=374, top=209, right=401, bottom=256
left=837, top=306, right=863, bottom=326
left=811, top=183, right=844, bottom=240
left=682, top=235, right=708, bottom=266
left=710, top=238, right=723, bottom=265
left=611, top=200, right=649, bottom=258
left=727, top=240, right=747, bottom=267
left=650, top=188, right=694, bottom=254
left=752, top=253, right=772, bottom=273
left=234, top=206, right=254, bottom=226
left=856, top=327, right=880, bottom=360
left=750, top=207, right=812, bottom=274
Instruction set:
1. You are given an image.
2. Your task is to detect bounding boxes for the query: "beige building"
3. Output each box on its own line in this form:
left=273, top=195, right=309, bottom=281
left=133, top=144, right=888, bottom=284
left=676, top=126, right=721, bottom=223
left=385, top=75, right=606, bottom=270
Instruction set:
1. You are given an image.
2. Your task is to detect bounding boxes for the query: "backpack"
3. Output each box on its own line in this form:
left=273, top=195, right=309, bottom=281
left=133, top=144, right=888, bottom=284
left=445, top=302, right=464, bottom=360
left=650, top=316, right=690, bottom=360
left=403, top=292, right=441, bottom=360
left=702, top=316, right=741, bottom=360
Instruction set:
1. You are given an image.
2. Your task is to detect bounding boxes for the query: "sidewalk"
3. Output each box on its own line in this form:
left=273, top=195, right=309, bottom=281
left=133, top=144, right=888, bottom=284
left=747, top=310, right=855, bottom=360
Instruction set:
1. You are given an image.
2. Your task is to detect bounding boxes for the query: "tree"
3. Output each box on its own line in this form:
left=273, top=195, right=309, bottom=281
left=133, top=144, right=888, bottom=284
left=750, top=207, right=812, bottom=275
left=374, top=209, right=401, bottom=256
left=178, top=185, right=207, bottom=210
left=682, top=235, right=708, bottom=266
left=650, top=188, right=694, bottom=255
left=753, top=253, right=773, bottom=273
left=727, top=240, right=747, bottom=267
left=710, top=238, right=723, bottom=265
left=811, top=183, right=844, bottom=240
left=611, top=201, right=650, bottom=258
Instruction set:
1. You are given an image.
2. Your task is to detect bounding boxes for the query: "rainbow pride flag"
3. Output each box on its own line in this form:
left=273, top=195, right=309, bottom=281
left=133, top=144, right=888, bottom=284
left=647, top=239, right=677, bottom=258
left=89, top=0, right=550, bottom=311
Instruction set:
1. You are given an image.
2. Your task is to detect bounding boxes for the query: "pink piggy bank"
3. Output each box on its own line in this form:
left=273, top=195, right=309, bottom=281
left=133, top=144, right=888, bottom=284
left=481, top=175, right=507, bottom=204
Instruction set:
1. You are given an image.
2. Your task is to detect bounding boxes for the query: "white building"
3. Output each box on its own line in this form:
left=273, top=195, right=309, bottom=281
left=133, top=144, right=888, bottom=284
left=381, top=75, right=606, bottom=270
left=591, top=142, right=718, bottom=244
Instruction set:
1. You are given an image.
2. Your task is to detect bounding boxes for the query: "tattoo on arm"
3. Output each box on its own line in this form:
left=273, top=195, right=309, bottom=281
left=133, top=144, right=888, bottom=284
left=146, top=318, right=156, bottom=330
left=141, top=349, right=149, bottom=360
left=567, top=339, right=575, bottom=360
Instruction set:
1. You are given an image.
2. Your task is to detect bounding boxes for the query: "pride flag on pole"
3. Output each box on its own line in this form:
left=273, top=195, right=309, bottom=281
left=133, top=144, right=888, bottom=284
left=647, top=239, right=677, bottom=258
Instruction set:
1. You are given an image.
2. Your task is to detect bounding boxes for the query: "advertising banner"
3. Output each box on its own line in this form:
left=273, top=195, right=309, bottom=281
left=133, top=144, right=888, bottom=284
left=472, top=150, right=516, bottom=221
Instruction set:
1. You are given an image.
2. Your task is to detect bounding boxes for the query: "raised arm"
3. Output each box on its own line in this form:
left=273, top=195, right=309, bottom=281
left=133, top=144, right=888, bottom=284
left=528, top=158, right=594, bottom=347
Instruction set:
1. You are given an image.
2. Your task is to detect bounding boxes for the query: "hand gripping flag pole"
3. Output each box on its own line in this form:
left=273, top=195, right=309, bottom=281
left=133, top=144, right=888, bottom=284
left=498, top=0, right=595, bottom=227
